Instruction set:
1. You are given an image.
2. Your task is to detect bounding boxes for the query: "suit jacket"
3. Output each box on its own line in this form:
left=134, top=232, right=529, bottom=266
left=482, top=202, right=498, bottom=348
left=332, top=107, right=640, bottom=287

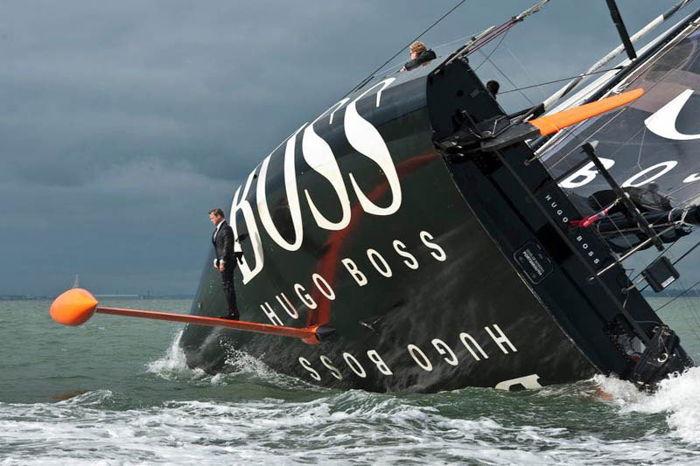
left=212, top=220, right=236, bottom=267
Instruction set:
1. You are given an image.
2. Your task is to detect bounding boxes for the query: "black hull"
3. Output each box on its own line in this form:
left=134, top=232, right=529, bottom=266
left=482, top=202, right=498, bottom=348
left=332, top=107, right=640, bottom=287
left=180, top=54, right=692, bottom=392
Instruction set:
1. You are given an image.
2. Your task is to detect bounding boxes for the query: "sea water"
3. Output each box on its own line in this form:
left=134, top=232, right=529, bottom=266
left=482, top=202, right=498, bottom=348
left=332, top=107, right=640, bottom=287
left=1, top=298, right=700, bottom=465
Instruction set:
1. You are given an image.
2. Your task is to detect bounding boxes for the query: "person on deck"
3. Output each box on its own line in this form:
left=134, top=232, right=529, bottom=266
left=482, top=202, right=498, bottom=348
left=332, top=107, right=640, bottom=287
left=208, top=208, right=240, bottom=320
left=400, top=41, right=437, bottom=72
left=486, top=80, right=500, bottom=97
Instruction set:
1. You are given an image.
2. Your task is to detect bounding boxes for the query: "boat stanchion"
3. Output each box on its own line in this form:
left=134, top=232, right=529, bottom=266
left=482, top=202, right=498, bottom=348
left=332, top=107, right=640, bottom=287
left=49, top=288, right=331, bottom=345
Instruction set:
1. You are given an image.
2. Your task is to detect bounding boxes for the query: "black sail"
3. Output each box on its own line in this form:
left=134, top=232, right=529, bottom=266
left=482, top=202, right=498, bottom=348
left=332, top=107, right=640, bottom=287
left=540, top=20, right=700, bottom=210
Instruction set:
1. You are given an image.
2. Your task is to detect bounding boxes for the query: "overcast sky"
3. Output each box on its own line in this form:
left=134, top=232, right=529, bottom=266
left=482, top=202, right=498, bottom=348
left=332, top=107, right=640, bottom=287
left=0, top=0, right=690, bottom=296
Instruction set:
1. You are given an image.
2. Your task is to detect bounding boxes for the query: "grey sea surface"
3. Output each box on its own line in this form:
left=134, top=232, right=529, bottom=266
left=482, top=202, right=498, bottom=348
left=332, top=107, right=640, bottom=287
left=1, top=298, right=700, bottom=465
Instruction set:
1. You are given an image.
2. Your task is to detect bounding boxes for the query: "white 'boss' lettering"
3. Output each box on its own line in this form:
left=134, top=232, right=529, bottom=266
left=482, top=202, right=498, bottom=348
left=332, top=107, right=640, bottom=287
left=230, top=78, right=401, bottom=285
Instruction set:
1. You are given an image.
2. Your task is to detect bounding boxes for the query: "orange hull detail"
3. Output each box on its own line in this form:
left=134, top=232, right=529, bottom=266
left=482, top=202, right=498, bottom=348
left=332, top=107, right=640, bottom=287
left=49, top=288, right=323, bottom=344
left=96, top=306, right=322, bottom=344
left=49, top=288, right=98, bottom=326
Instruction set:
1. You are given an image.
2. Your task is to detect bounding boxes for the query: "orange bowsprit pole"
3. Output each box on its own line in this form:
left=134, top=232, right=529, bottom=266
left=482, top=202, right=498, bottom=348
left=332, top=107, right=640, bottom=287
left=49, top=288, right=332, bottom=345
left=480, top=88, right=645, bottom=152
left=529, top=88, right=644, bottom=136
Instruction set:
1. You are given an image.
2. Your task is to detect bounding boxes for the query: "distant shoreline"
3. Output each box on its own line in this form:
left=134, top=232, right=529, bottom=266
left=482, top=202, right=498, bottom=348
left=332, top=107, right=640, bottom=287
left=1, top=290, right=696, bottom=301
left=0, top=295, right=194, bottom=301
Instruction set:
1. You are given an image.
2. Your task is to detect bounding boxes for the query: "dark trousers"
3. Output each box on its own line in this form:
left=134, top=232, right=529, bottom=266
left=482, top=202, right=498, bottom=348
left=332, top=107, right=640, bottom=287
left=220, top=266, right=239, bottom=318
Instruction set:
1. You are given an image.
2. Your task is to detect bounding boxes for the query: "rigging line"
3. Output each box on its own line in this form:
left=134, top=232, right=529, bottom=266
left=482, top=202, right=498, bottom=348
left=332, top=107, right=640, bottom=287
left=344, top=0, right=468, bottom=97
left=636, top=236, right=700, bottom=294
left=380, top=29, right=490, bottom=75
left=503, top=44, right=548, bottom=100
left=499, top=66, right=626, bottom=94
left=473, top=29, right=509, bottom=71
left=680, top=290, right=700, bottom=343
left=672, top=185, right=700, bottom=207
left=547, top=46, right=679, bottom=167
left=465, top=21, right=514, bottom=58
left=628, top=235, right=685, bottom=283
left=634, top=126, right=647, bottom=174
left=664, top=170, right=700, bottom=199
left=541, top=91, right=643, bottom=170
left=654, top=277, right=700, bottom=312
left=588, top=194, right=639, bottom=252
left=671, top=239, right=700, bottom=339
left=610, top=12, right=700, bottom=97
left=576, top=143, right=641, bottom=253
left=549, top=91, right=645, bottom=168
left=434, top=30, right=482, bottom=50
left=546, top=105, right=636, bottom=172
left=669, top=236, right=700, bottom=265
left=478, top=47, right=536, bottom=106
left=545, top=105, right=639, bottom=172
left=491, top=147, right=653, bottom=344
left=563, top=128, right=667, bottom=255
left=538, top=26, right=694, bottom=162
left=537, top=8, right=700, bottom=161
left=599, top=222, right=672, bottom=235
left=543, top=56, right=664, bottom=170
left=683, top=278, right=700, bottom=340
left=588, top=184, right=644, bottom=252
left=542, top=0, right=696, bottom=112
left=551, top=127, right=648, bottom=258
left=681, top=274, right=700, bottom=344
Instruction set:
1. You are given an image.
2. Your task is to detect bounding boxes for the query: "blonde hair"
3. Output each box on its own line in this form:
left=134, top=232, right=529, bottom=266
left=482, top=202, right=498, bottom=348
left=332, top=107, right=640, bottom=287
left=409, top=41, right=427, bottom=53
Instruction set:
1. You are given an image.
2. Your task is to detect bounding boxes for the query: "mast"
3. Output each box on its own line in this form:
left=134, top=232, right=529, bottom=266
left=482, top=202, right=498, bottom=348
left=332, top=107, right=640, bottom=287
left=532, top=3, right=700, bottom=155
left=582, top=5, right=700, bottom=104
left=541, top=0, right=694, bottom=112
left=605, top=0, right=637, bottom=60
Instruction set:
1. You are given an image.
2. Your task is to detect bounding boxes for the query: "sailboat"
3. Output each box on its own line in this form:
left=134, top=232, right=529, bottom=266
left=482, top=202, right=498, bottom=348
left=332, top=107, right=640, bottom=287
left=171, top=0, right=700, bottom=392
left=50, top=0, right=699, bottom=392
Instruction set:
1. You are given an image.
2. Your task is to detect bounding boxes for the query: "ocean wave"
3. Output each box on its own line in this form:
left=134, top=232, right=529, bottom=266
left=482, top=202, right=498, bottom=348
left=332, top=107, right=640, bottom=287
left=146, top=332, right=322, bottom=392
left=146, top=331, right=210, bottom=382
left=6, top=326, right=696, bottom=464
left=0, top=392, right=522, bottom=464
left=596, top=366, right=700, bottom=445
left=2, top=385, right=700, bottom=465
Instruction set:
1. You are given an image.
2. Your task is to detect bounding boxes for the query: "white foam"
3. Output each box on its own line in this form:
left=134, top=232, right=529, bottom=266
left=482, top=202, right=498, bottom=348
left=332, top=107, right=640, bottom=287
left=3, top=385, right=700, bottom=465
left=596, top=367, right=700, bottom=444
left=146, top=331, right=208, bottom=381
left=56, top=389, right=115, bottom=407
left=219, top=343, right=323, bottom=391
left=8, top=328, right=697, bottom=463
left=145, top=332, right=319, bottom=392
left=223, top=347, right=275, bottom=376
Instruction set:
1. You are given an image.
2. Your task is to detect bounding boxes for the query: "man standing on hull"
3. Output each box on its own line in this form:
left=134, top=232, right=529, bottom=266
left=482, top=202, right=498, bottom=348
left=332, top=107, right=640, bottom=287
left=208, top=208, right=240, bottom=320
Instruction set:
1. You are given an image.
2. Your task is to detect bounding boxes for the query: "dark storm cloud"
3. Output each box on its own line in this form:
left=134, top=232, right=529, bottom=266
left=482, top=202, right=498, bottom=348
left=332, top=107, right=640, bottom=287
left=0, top=160, right=229, bottom=294
left=0, top=0, right=689, bottom=295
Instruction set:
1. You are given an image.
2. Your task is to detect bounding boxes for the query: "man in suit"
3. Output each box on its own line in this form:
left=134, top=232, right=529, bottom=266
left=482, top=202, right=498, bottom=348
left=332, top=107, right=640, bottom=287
left=208, top=208, right=240, bottom=320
